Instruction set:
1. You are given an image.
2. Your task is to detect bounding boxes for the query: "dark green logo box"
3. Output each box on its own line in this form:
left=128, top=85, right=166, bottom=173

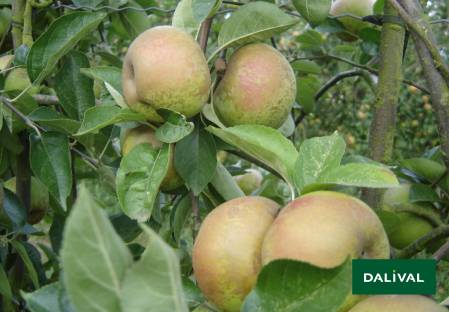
left=352, top=259, right=436, bottom=295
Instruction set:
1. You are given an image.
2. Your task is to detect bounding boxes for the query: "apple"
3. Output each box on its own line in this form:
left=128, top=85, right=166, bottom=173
left=122, top=26, right=211, bottom=123
left=122, top=124, right=184, bottom=191
left=4, top=176, right=49, bottom=225
left=423, top=103, right=432, bottom=112
left=213, top=43, right=296, bottom=129
left=409, top=85, right=420, bottom=94
left=411, top=120, right=420, bottom=128
left=4, top=68, right=40, bottom=94
left=193, top=196, right=280, bottom=312
left=348, top=295, right=447, bottom=311
left=93, top=80, right=102, bottom=99
left=0, top=55, right=14, bottom=72
left=0, top=8, right=12, bottom=39
left=330, top=0, right=375, bottom=42
left=262, top=191, right=390, bottom=312
left=233, top=169, right=263, bottom=195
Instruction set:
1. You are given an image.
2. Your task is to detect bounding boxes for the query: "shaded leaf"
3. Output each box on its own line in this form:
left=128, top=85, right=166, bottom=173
left=21, top=281, right=77, bottom=312
left=292, top=0, right=331, bottom=28
left=296, top=79, right=315, bottom=114
left=209, top=161, right=244, bottom=201
left=375, top=210, right=401, bottom=235
left=290, top=60, right=321, bottom=75
left=173, top=195, right=191, bottom=244
left=80, top=67, right=123, bottom=95
left=156, top=109, right=195, bottom=143
left=11, top=241, right=40, bottom=290
left=3, top=186, right=27, bottom=228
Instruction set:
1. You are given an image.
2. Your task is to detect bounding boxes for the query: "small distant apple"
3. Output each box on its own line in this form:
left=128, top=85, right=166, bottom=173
left=234, top=169, right=263, bottom=195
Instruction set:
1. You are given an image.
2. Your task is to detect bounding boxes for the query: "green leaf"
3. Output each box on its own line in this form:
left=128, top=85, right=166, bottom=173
left=375, top=210, right=401, bottom=235
left=2, top=90, right=38, bottom=133
left=341, top=155, right=393, bottom=169
left=277, top=114, right=295, bottom=137
left=3, top=184, right=26, bottom=229
left=116, top=143, right=170, bottom=222
left=11, top=241, right=40, bottom=290
left=409, top=183, right=442, bottom=203
left=201, top=103, right=226, bottom=129
left=331, top=45, right=357, bottom=52
left=172, top=0, right=201, bottom=39
left=117, top=1, right=152, bottom=40
left=399, top=158, right=444, bottom=183
left=49, top=213, right=66, bottom=255
left=360, top=41, right=379, bottom=56
left=30, top=132, right=72, bottom=211
left=0, top=258, right=13, bottom=300
left=76, top=106, right=147, bottom=136
left=294, top=132, right=345, bottom=192
left=0, top=126, right=23, bottom=154
left=182, top=276, right=206, bottom=311
left=292, top=0, right=331, bottom=28
left=95, top=51, right=124, bottom=68
left=174, top=117, right=217, bottom=196
left=173, top=195, right=191, bottom=245
left=98, top=166, right=117, bottom=196
left=313, top=17, right=346, bottom=33
left=73, top=0, right=102, bottom=7
left=80, top=67, right=123, bottom=95
left=207, top=125, right=297, bottom=190
left=296, top=79, right=315, bottom=114
left=120, top=224, right=189, bottom=312
left=373, top=0, right=384, bottom=14
left=358, top=27, right=382, bottom=43
left=27, top=12, right=106, bottom=84
left=53, top=50, right=95, bottom=121
left=241, top=258, right=351, bottom=312
left=61, top=185, right=133, bottom=312
left=300, top=163, right=399, bottom=195
left=155, top=109, right=195, bottom=143
left=110, top=212, right=142, bottom=243
left=295, top=33, right=321, bottom=46
left=290, top=60, right=322, bottom=75
left=211, top=2, right=298, bottom=60
left=21, top=282, right=77, bottom=312
left=13, top=45, right=30, bottom=66
left=209, top=161, right=245, bottom=201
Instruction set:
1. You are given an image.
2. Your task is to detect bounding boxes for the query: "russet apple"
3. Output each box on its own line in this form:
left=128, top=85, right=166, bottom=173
left=122, top=124, right=184, bottom=191
left=193, top=196, right=280, bottom=312
left=348, top=295, right=447, bottom=311
left=233, top=168, right=263, bottom=195
left=330, top=0, right=375, bottom=42
left=213, top=43, right=296, bottom=129
left=5, top=176, right=49, bottom=225
left=122, top=26, right=211, bottom=123
left=262, top=191, right=390, bottom=312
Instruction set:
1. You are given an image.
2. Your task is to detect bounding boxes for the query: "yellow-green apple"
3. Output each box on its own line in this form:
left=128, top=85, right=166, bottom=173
left=383, top=183, right=437, bottom=250
left=0, top=55, right=14, bottom=72
left=193, top=196, right=280, bottom=312
left=0, top=8, right=12, bottom=39
left=122, top=26, right=211, bottom=123
left=5, top=176, right=49, bottom=225
left=348, top=295, right=447, bottom=311
left=233, top=169, right=263, bottom=195
left=213, top=43, right=296, bottom=129
left=330, top=0, right=375, bottom=42
left=122, top=124, right=184, bottom=191
left=262, top=191, right=390, bottom=312
left=4, top=68, right=40, bottom=94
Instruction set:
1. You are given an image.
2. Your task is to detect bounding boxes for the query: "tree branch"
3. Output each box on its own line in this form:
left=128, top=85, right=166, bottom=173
left=190, top=190, right=201, bottom=241
left=33, top=94, right=102, bottom=106
left=430, top=241, right=449, bottom=263
left=199, top=18, right=213, bottom=54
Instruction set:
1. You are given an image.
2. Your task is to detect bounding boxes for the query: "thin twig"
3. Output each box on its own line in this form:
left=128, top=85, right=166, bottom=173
left=226, top=150, right=284, bottom=180
left=33, top=94, right=102, bottom=106
left=0, top=23, right=12, bottom=52
left=199, top=18, right=213, bottom=54
left=190, top=190, right=201, bottom=241
left=431, top=171, right=448, bottom=189
left=430, top=241, right=449, bottom=263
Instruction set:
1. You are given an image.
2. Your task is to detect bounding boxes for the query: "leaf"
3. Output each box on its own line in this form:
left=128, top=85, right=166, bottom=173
left=207, top=125, right=297, bottom=192
left=173, top=195, right=191, bottom=244
left=313, top=17, right=346, bottom=33
left=375, top=210, right=401, bottom=235
left=21, top=282, right=77, bottom=312
left=172, top=0, right=201, bottom=39
left=95, top=51, right=124, bottom=68
left=292, top=0, right=332, bottom=28
left=358, top=27, right=382, bottom=43
left=116, top=143, right=170, bottom=222
left=331, top=45, right=357, bottom=52
left=72, top=0, right=103, bottom=7
left=3, top=186, right=27, bottom=228
left=30, top=132, right=72, bottom=211
left=118, top=1, right=152, bottom=40
left=14, top=45, right=30, bottom=66
left=80, top=67, right=124, bottom=95
left=155, top=109, right=195, bottom=143
left=11, top=241, right=40, bottom=290
left=120, top=224, right=189, bottom=312
left=290, top=60, right=322, bottom=75
left=211, top=2, right=298, bottom=60
left=182, top=276, right=206, bottom=311
left=174, top=117, right=217, bottom=196
left=409, top=183, right=442, bottom=203
left=27, top=12, right=106, bottom=84
left=296, top=79, right=315, bottom=114
left=341, top=155, right=394, bottom=169
left=60, top=185, right=133, bottom=312
left=209, top=161, right=245, bottom=201
left=76, top=106, right=147, bottom=135
left=360, top=41, right=379, bottom=56
left=399, top=158, right=444, bottom=183
left=105, top=81, right=130, bottom=109
left=373, top=0, right=384, bottom=14
left=0, top=126, right=23, bottom=154
left=294, top=132, right=345, bottom=192
left=241, top=258, right=351, bottom=312
left=277, top=114, right=295, bottom=137
left=0, top=260, right=13, bottom=300
left=53, top=50, right=95, bottom=121
left=98, top=166, right=117, bottom=196
left=2, top=90, right=38, bottom=133
left=295, top=33, right=321, bottom=47
left=110, top=212, right=142, bottom=243
left=49, top=213, right=66, bottom=255
left=300, top=163, right=400, bottom=195
left=201, top=103, right=226, bottom=129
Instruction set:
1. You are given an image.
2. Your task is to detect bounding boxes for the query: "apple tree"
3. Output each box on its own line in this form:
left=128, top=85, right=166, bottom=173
left=0, top=0, right=449, bottom=310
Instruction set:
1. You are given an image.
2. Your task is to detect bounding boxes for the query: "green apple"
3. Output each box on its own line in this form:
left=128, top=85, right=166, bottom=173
left=93, top=80, right=102, bottom=99
left=122, top=26, right=211, bottom=123
left=330, top=0, right=375, bottom=42
left=193, top=196, right=280, bottom=312
left=383, top=183, right=436, bottom=250
left=214, top=43, right=296, bottom=129
left=0, top=54, right=14, bottom=72
left=262, top=191, right=390, bottom=312
left=4, top=68, right=40, bottom=94
left=0, top=8, right=12, bottom=39
left=348, top=295, right=447, bottom=311
left=4, top=176, right=49, bottom=225
left=233, top=169, right=263, bottom=195
left=122, top=124, right=184, bottom=191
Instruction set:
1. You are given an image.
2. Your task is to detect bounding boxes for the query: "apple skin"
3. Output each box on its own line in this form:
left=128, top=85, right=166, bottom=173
left=233, top=169, right=263, bottom=195
left=0, top=8, right=12, bottom=39
left=262, top=191, right=390, bottom=312
left=348, top=295, right=447, bottom=312
left=122, top=124, right=184, bottom=191
left=193, top=196, right=280, bottom=312
left=213, top=43, right=296, bottom=129
left=0, top=55, right=14, bottom=72
left=122, top=26, right=211, bottom=123
left=4, top=68, right=40, bottom=94
left=330, top=0, right=375, bottom=42
left=4, top=176, right=49, bottom=225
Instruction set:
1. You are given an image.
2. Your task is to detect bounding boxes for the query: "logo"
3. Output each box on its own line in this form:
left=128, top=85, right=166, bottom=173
left=352, top=259, right=436, bottom=295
